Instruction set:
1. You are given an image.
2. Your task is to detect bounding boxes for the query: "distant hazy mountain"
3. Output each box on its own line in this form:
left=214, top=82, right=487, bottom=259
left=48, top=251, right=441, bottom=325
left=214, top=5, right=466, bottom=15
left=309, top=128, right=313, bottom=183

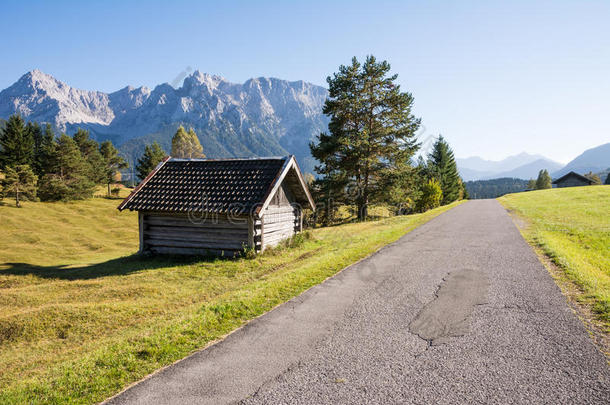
left=552, top=143, right=610, bottom=178
left=483, top=158, right=564, bottom=180
left=457, top=167, right=492, bottom=182
left=457, top=152, right=562, bottom=180
left=0, top=70, right=329, bottom=174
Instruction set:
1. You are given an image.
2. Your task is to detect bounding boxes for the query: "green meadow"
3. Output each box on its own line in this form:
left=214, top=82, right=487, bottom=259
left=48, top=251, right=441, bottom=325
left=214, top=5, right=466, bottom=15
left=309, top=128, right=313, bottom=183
left=499, top=186, right=610, bottom=331
left=0, top=195, right=461, bottom=404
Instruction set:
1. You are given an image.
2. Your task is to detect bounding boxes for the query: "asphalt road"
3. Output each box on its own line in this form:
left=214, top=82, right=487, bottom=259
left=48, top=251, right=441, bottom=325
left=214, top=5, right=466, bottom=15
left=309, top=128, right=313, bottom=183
left=106, top=200, right=609, bottom=404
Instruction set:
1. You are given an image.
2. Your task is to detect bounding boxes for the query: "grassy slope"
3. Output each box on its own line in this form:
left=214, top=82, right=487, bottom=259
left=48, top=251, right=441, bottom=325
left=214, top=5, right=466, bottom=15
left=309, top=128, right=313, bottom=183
left=498, top=186, right=609, bottom=330
left=0, top=196, right=461, bottom=404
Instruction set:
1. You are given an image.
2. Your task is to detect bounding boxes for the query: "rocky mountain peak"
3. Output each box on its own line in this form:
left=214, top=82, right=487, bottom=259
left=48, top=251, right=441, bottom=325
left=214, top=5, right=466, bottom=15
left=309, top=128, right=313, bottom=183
left=0, top=69, right=330, bottom=174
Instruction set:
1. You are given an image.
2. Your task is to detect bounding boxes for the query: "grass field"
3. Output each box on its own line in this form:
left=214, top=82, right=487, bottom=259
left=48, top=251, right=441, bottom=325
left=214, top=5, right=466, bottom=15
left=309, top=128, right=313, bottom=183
left=499, top=186, right=610, bottom=331
left=0, top=195, right=461, bottom=404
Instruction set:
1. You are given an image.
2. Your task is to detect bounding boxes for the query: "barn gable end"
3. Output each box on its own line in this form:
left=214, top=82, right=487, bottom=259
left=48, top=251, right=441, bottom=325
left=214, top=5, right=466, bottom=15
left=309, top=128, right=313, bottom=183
left=552, top=171, right=596, bottom=188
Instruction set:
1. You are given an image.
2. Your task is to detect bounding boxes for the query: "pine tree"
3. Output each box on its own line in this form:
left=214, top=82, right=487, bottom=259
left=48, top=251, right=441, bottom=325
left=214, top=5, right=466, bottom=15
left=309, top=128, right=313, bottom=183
left=38, top=134, right=95, bottom=201
left=37, top=124, right=57, bottom=176
left=2, top=164, right=37, bottom=207
left=462, top=183, right=470, bottom=200
left=310, top=56, right=421, bottom=220
left=136, top=142, right=167, bottom=180
left=415, top=155, right=429, bottom=179
left=73, top=128, right=105, bottom=184
left=427, top=136, right=461, bottom=204
left=0, top=114, right=34, bottom=169
left=381, top=161, right=421, bottom=214
left=100, top=140, right=128, bottom=196
left=27, top=121, right=43, bottom=172
left=526, top=179, right=536, bottom=190
left=171, top=126, right=205, bottom=158
left=535, top=169, right=552, bottom=189
left=605, top=173, right=610, bottom=185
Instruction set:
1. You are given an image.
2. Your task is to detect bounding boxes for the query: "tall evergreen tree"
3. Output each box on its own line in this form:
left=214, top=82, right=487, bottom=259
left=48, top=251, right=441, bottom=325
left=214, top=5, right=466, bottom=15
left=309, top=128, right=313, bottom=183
left=2, top=164, right=37, bottom=207
left=381, top=161, right=421, bottom=214
left=73, top=128, right=105, bottom=184
left=35, top=124, right=57, bottom=177
left=171, top=126, right=205, bottom=158
left=605, top=173, right=610, bottom=185
left=100, top=140, right=128, bottom=196
left=38, top=134, right=95, bottom=201
left=310, top=56, right=420, bottom=220
left=427, top=135, right=461, bottom=205
left=0, top=114, right=34, bottom=169
left=535, top=169, right=552, bottom=189
left=27, top=121, right=43, bottom=169
left=310, top=172, right=349, bottom=225
left=526, top=179, right=536, bottom=190
left=136, top=142, right=167, bottom=180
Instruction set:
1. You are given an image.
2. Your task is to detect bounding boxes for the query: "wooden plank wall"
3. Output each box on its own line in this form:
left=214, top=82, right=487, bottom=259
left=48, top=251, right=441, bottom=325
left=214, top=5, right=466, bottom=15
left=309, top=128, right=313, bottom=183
left=261, top=184, right=301, bottom=249
left=142, top=212, right=250, bottom=256
left=556, top=176, right=590, bottom=188
left=139, top=180, right=304, bottom=255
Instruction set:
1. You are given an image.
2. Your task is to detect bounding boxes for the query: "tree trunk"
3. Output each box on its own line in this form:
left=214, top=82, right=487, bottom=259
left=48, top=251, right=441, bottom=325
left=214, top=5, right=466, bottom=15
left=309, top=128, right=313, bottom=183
left=107, top=182, right=111, bottom=197
left=359, top=203, right=368, bottom=221
left=15, top=189, right=20, bottom=208
left=357, top=193, right=368, bottom=221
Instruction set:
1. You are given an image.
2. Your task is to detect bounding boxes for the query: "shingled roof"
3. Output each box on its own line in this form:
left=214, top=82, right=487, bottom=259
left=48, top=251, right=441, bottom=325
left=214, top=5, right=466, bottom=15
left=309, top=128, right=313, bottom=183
left=118, top=156, right=315, bottom=216
left=552, top=171, right=596, bottom=185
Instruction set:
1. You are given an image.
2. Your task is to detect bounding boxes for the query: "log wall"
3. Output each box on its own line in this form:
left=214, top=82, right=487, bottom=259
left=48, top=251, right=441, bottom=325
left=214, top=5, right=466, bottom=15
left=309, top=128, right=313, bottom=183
left=141, top=212, right=250, bottom=256
left=138, top=182, right=304, bottom=255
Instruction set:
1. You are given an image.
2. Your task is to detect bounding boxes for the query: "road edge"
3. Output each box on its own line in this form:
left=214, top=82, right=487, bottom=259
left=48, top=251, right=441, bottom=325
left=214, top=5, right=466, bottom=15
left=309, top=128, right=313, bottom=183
left=499, top=202, right=609, bottom=359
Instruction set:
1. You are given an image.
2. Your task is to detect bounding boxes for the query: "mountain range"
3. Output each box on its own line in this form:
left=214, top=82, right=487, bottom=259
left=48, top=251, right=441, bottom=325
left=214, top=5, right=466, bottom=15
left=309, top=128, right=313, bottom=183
left=551, top=143, right=610, bottom=178
left=458, top=143, right=610, bottom=181
left=457, top=153, right=564, bottom=181
left=0, top=70, right=329, bottom=174
left=0, top=70, right=607, bottom=180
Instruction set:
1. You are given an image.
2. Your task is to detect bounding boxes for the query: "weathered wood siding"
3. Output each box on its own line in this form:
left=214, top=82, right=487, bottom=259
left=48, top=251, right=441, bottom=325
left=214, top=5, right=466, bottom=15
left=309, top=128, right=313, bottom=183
left=141, top=212, right=250, bottom=256
left=555, top=175, right=591, bottom=188
left=138, top=181, right=304, bottom=255
left=261, top=183, right=301, bottom=249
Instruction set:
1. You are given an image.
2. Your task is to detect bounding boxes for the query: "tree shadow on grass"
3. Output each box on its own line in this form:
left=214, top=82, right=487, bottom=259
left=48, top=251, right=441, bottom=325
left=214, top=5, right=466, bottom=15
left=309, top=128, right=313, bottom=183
left=0, top=254, right=226, bottom=281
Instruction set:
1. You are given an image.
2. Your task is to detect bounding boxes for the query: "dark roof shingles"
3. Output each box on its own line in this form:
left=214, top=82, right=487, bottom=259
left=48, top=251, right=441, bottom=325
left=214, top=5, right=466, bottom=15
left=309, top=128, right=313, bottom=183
left=120, top=158, right=286, bottom=214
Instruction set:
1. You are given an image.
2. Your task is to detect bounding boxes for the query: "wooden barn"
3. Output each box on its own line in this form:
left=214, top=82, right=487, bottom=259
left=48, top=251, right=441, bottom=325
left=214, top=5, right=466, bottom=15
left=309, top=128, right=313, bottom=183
left=552, top=171, right=596, bottom=188
left=118, top=156, right=315, bottom=256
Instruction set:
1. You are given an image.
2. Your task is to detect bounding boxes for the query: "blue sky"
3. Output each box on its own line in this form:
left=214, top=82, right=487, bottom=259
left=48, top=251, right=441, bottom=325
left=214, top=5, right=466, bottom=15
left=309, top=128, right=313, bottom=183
left=2, top=0, right=609, bottom=162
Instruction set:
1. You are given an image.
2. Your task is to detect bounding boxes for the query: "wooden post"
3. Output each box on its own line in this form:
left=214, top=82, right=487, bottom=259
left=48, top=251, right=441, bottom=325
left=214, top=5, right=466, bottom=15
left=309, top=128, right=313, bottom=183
left=138, top=212, right=145, bottom=253
left=260, top=215, right=265, bottom=252
left=247, top=215, right=255, bottom=249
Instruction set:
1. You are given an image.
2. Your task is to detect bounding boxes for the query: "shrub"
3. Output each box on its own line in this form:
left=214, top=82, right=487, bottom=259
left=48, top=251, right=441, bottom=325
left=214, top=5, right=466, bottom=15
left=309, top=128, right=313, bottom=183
left=416, top=179, right=443, bottom=212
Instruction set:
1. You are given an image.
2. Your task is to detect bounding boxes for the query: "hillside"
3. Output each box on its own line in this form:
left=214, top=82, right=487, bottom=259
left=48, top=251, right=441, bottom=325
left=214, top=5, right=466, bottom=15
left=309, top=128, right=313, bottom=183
left=553, top=143, right=610, bottom=178
left=465, top=178, right=529, bottom=199
left=0, top=70, right=329, bottom=174
left=499, top=186, right=610, bottom=331
left=0, top=195, right=461, bottom=403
